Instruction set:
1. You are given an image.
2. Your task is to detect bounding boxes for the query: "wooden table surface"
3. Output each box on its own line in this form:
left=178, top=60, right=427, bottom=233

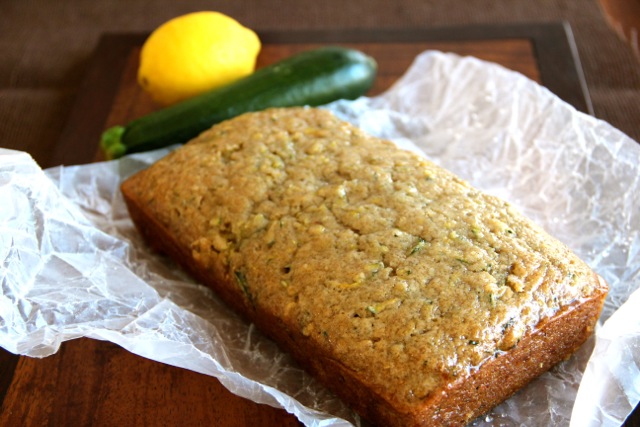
left=1, top=23, right=637, bottom=427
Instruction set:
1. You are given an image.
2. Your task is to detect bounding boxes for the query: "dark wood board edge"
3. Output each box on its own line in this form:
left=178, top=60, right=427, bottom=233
left=48, top=34, right=138, bottom=168
left=520, top=22, right=594, bottom=115
left=0, top=348, right=19, bottom=410
left=48, top=22, right=590, bottom=168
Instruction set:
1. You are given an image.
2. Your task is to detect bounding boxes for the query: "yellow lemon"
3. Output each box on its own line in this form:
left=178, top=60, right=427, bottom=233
left=138, top=11, right=261, bottom=106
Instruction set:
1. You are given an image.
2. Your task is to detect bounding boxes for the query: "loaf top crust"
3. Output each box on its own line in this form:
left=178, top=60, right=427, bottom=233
left=124, top=107, right=602, bottom=410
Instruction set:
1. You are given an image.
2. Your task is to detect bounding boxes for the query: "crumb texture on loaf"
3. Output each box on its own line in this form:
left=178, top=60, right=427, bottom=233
left=123, top=107, right=603, bottom=413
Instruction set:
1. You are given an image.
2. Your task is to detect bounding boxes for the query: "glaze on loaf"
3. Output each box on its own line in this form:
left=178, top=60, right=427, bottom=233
left=121, top=107, right=607, bottom=426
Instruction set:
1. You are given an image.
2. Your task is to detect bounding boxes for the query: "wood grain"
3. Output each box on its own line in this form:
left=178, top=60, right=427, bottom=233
left=3, top=24, right=612, bottom=427
left=0, top=339, right=302, bottom=427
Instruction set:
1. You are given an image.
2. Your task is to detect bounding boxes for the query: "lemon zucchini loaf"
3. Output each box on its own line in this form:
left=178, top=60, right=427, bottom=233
left=121, top=107, right=607, bottom=426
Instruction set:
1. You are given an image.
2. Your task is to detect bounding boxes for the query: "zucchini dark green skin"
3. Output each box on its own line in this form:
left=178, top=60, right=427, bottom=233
left=101, top=46, right=377, bottom=159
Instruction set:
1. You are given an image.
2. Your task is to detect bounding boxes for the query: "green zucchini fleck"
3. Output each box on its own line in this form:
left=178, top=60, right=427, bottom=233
left=234, top=270, right=254, bottom=304
left=408, top=237, right=427, bottom=256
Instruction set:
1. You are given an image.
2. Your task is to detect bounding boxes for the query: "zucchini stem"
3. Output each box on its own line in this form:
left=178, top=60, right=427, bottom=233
left=101, top=126, right=127, bottom=160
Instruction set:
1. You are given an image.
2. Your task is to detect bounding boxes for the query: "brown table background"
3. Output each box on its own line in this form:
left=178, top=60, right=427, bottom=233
left=1, top=1, right=639, bottom=426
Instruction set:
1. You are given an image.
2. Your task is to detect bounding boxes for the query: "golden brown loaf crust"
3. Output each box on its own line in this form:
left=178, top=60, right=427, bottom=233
left=121, top=107, right=608, bottom=426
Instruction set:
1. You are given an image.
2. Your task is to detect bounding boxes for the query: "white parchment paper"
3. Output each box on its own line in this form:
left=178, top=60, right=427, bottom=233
left=1, top=51, right=639, bottom=426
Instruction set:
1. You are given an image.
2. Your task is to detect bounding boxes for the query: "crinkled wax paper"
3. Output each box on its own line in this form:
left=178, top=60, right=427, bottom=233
left=1, top=51, right=639, bottom=426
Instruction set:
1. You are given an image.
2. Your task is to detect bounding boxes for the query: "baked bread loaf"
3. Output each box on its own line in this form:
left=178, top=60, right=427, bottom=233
left=121, top=107, right=608, bottom=426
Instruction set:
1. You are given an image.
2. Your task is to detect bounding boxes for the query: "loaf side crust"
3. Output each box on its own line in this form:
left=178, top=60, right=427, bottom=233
left=121, top=107, right=608, bottom=426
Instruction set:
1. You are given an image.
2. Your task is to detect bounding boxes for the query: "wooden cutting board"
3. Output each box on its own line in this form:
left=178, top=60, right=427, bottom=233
left=2, top=22, right=604, bottom=427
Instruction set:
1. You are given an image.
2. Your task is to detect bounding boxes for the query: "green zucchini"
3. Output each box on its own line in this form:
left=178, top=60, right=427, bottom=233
left=101, top=46, right=377, bottom=159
